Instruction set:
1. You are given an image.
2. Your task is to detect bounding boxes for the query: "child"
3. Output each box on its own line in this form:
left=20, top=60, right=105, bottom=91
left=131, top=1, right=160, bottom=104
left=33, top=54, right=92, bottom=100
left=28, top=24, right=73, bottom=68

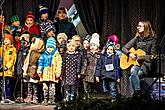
left=57, top=33, right=68, bottom=55
left=44, top=25, right=56, bottom=42
left=15, top=33, right=31, bottom=103
left=23, top=35, right=45, bottom=104
left=37, top=37, right=62, bottom=105
left=37, top=5, right=55, bottom=38
left=0, top=34, right=17, bottom=103
left=62, top=39, right=81, bottom=102
left=83, top=35, right=91, bottom=51
left=95, top=43, right=120, bottom=102
left=23, top=11, right=40, bottom=35
left=81, top=33, right=100, bottom=96
left=9, top=15, right=22, bottom=51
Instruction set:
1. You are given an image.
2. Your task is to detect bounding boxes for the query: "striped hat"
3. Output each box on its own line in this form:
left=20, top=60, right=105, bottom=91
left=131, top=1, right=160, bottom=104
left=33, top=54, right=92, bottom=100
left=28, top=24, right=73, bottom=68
left=39, top=5, right=48, bottom=15
left=44, top=25, right=56, bottom=35
left=46, top=37, right=56, bottom=49
left=10, top=15, right=20, bottom=23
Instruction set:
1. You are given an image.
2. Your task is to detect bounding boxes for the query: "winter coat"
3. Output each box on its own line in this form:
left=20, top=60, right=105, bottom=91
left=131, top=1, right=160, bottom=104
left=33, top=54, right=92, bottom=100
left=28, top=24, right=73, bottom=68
left=23, top=23, right=40, bottom=35
left=23, top=44, right=45, bottom=80
left=37, top=50, right=62, bottom=82
left=37, top=19, right=54, bottom=37
left=16, top=46, right=30, bottom=75
left=0, top=45, right=17, bottom=77
left=54, top=19, right=77, bottom=39
left=95, top=54, right=120, bottom=80
left=122, top=35, right=158, bottom=75
left=81, top=51, right=100, bottom=83
left=62, top=52, right=81, bottom=86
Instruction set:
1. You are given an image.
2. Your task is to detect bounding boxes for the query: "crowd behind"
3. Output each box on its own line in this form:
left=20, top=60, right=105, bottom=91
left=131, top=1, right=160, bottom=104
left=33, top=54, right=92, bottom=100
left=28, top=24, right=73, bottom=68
left=0, top=4, right=125, bottom=105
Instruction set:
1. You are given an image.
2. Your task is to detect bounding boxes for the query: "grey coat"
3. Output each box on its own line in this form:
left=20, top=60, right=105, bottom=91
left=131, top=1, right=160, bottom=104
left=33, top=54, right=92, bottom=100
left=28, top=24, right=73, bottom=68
left=122, top=35, right=158, bottom=75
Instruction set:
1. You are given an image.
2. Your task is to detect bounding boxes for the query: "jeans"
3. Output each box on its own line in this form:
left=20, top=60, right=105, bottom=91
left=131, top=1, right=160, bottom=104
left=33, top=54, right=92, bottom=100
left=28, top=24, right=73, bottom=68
left=102, top=78, right=117, bottom=99
left=129, top=66, right=143, bottom=95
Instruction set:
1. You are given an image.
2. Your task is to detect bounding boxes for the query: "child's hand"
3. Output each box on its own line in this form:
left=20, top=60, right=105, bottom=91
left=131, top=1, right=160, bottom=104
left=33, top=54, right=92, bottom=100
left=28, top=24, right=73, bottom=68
left=117, top=79, right=120, bottom=83
left=78, top=74, right=81, bottom=79
left=96, top=77, right=99, bottom=82
left=38, top=73, right=43, bottom=78
left=56, top=74, right=61, bottom=79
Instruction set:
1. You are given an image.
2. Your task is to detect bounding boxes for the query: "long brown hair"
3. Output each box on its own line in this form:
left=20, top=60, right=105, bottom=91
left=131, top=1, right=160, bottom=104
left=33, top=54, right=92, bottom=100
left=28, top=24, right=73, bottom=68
left=135, top=20, right=155, bottom=38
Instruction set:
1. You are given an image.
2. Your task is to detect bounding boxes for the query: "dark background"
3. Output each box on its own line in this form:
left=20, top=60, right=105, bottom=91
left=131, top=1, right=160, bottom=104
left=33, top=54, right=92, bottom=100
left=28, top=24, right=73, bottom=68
left=1, top=0, right=165, bottom=52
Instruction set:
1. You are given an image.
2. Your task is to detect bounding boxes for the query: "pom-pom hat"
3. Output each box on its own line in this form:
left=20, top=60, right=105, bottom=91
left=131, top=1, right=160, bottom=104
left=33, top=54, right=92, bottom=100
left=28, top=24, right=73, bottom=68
left=90, top=33, right=100, bottom=47
left=39, top=5, right=49, bottom=15
left=108, top=35, right=119, bottom=44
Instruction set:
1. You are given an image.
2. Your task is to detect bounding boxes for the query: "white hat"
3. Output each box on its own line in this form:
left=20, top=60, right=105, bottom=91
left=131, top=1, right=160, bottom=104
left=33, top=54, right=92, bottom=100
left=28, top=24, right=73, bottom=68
left=90, top=33, right=100, bottom=47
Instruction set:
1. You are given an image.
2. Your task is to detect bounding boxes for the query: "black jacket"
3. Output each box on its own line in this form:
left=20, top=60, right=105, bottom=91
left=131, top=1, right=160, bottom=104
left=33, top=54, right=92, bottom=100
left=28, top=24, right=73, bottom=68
left=54, top=19, right=77, bottom=39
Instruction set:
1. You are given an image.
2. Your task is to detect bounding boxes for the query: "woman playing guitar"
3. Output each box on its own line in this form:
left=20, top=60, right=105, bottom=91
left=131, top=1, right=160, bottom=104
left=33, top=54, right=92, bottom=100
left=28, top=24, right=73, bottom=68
left=122, top=20, right=158, bottom=95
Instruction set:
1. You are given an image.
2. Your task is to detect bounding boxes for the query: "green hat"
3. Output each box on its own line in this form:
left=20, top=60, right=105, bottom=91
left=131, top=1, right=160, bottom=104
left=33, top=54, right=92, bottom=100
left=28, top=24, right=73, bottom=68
left=10, top=15, right=20, bottom=23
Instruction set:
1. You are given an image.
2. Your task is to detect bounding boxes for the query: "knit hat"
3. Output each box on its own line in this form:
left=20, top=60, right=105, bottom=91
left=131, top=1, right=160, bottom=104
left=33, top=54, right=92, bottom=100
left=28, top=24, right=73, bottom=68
left=90, top=33, right=100, bottom=47
left=44, top=25, right=56, bottom=35
left=46, top=37, right=56, bottom=49
left=57, top=33, right=68, bottom=41
left=39, top=5, right=49, bottom=15
left=108, top=35, right=119, bottom=44
left=10, top=15, right=20, bottom=23
left=3, top=34, right=13, bottom=44
left=106, top=42, right=114, bottom=49
left=84, top=34, right=91, bottom=42
left=26, top=11, right=34, bottom=20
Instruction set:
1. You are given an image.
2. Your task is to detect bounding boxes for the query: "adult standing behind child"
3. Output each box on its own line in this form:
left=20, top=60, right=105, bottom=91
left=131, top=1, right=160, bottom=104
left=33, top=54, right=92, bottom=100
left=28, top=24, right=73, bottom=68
left=54, top=7, right=77, bottom=40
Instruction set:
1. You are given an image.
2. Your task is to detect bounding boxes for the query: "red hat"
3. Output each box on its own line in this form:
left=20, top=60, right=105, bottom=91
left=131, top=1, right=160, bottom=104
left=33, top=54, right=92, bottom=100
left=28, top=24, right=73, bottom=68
left=26, top=11, right=35, bottom=20
left=3, top=34, right=13, bottom=44
left=108, top=35, right=119, bottom=44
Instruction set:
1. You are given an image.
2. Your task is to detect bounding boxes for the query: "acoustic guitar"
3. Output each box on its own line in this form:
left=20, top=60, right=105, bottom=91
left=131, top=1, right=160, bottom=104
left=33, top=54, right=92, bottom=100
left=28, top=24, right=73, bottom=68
left=120, top=47, right=164, bottom=70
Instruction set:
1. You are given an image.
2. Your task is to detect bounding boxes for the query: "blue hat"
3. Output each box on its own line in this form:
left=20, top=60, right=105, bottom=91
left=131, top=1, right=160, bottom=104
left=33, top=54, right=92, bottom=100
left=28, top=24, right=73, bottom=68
left=46, top=37, right=56, bottom=49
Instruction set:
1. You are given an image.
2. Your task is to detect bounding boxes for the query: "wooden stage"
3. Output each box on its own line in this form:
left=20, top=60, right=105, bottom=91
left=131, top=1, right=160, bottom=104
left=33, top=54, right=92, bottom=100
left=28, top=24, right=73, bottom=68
left=0, top=103, right=56, bottom=110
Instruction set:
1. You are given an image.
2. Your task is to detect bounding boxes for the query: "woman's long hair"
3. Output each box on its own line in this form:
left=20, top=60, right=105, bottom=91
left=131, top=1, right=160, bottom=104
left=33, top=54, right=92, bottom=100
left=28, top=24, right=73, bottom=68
left=135, top=20, right=155, bottom=38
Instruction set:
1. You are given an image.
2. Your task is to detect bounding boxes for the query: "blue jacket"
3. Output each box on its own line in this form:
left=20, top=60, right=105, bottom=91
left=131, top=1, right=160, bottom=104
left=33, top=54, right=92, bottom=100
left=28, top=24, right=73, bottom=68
left=95, top=53, right=121, bottom=80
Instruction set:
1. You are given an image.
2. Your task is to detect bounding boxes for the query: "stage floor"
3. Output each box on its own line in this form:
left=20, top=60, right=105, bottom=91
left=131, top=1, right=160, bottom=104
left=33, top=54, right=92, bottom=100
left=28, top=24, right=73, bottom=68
left=0, top=103, right=56, bottom=110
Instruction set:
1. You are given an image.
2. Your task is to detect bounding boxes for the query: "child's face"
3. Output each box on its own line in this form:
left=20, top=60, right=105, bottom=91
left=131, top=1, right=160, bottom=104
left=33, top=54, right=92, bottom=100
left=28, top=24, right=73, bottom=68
left=74, top=37, right=81, bottom=47
left=12, top=21, right=20, bottom=27
left=67, top=44, right=76, bottom=53
left=4, top=38, right=11, bottom=45
left=41, top=13, right=48, bottom=20
left=25, top=18, right=34, bottom=26
left=58, top=37, right=65, bottom=45
left=90, top=43, right=98, bottom=51
left=106, top=46, right=114, bottom=54
left=58, top=10, right=67, bottom=20
left=47, top=46, right=54, bottom=53
left=47, top=30, right=55, bottom=37
left=83, top=40, right=90, bottom=50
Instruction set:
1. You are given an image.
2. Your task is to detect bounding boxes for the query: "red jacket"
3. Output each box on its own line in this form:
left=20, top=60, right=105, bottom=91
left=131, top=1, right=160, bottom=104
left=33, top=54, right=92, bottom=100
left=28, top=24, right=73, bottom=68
left=23, top=23, right=40, bottom=35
